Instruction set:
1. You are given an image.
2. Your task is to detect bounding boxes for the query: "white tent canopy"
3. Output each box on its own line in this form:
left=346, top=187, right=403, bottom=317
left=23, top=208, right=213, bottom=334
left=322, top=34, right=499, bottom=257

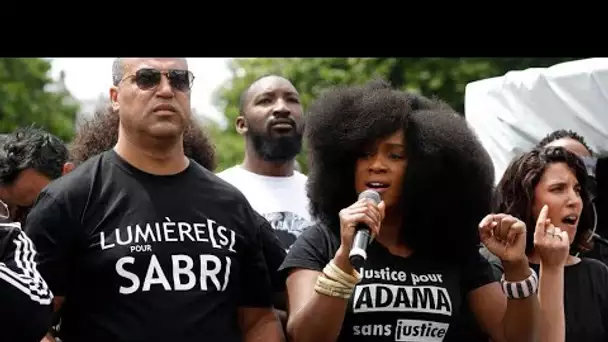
left=465, top=58, right=608, bottom=182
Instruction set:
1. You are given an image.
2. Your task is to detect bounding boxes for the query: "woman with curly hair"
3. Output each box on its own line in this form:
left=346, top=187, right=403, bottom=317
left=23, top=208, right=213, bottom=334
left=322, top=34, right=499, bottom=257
left=69, top=105, right=217, bottom=170
left=492, top=146, right=608, bottom=341
left=280, top=80, right=567, bottom=342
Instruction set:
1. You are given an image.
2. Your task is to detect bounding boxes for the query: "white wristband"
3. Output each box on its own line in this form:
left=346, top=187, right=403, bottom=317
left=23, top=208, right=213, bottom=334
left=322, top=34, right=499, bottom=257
left=500, top=268, right=538, bottom=299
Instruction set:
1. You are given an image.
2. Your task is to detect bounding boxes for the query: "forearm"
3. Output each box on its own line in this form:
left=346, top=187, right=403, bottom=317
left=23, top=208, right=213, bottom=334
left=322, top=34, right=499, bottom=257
left=501, top=260, right=539, bottom=342
left=287, top=249, right=353, bottom=342
left=538, top=266, right=565, bottom=342
left=287, top=292, right=349, bottom=342
left=242, top=308, right=285, bottom=342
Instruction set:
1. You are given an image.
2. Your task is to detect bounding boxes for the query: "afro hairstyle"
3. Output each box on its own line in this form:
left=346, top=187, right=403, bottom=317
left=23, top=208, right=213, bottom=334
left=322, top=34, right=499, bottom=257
left=305, top=79, right=495, bottom=260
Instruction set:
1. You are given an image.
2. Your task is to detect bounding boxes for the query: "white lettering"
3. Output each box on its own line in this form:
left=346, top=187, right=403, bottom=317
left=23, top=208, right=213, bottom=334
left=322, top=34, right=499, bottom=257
left=116, top=227, right=132, bottom=244
left=411, top=273, right=443, bottom=286
left=217, top=225, right=229, bottom=246
left=115, top=254, right=233, bottom=295
left=352, top=284, right=452, bottom=315
left=172, top=254, right=196, bottom=291
left=395, top=319, right=449, bottom=342
left=162, top=218, right=178, bottom=242
left=360, top=267, right=408, bottom=282
left=98, top=218, right=239, bottom=253
left=99, top=217, right=237, bottom=253
left=129, top=244, right=152, bottom=253
left=206, top=219, right=221, bottom=249
left=142, top=255, right=171, bottom=291
left=228, top=229, right=236, bottom=253
left=352, top=324, right=392, bottom=337
left=193, top=223, right=208, bottom=242
left=116, top=257, right=139, bottom=294
left=222, top=256, right=231, bottom=291
left=199, top=255, right=221, bottom=290
left=177, top=222, right=195, bottom=241
left=134, top=224, right=156, bottom=243
left=100, top=231, right=115, bottom=250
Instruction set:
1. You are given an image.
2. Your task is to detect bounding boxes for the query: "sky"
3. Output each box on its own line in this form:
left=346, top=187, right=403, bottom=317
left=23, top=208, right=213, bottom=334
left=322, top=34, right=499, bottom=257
left=48, top=58, right=233, bottom=125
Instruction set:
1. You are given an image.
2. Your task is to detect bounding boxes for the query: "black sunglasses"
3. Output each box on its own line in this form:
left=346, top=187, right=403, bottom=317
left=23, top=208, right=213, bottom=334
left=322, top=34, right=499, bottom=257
left=123, top=68, right=195, bottom=92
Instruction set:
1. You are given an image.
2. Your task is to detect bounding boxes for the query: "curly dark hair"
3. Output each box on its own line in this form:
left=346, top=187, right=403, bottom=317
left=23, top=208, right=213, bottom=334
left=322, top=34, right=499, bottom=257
left=537, top=129, right=593, bottom=155
left=493, top=146, right=593, bottom=254
left=0, top=126, right=68, bottom=185
left=69, top=105, right=217, bottom=171
left=305, top=79, right=495, bottom=260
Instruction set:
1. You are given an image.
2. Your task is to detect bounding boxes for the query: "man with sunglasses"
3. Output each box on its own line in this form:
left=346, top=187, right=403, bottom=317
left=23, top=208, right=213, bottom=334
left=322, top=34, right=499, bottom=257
left=26, top=58, right=284, bottom=342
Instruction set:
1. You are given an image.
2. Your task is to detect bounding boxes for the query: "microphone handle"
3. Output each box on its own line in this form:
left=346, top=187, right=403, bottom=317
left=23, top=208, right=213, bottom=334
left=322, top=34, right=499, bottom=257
left=349, top=224, right=371, bottom=269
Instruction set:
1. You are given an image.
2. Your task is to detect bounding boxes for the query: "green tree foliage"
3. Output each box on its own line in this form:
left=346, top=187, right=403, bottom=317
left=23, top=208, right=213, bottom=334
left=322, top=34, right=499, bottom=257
left=212, top=58, right=580, bottom=173
left=0, top=58, right=80, bottom=142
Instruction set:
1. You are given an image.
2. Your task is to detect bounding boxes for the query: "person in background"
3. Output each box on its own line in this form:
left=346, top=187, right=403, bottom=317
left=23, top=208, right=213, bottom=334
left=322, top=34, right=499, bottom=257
left=0, top=127, right=73, bottom=225
left=0, top=200, right=54, bottom=342
left=69, top=104, right=217, bottom=171
left=492, top=146, right=608, bottom=341
left=218, top=75, right=311, bottom=251
left=279, top=80, right=562, bottom=342
left=26, top=58, right=284, bottom=342
left=538, top=129, right=593, bottom=158
left=536, top=129, right=608, bottom=264
left=217, top=75, right=310, bottom=329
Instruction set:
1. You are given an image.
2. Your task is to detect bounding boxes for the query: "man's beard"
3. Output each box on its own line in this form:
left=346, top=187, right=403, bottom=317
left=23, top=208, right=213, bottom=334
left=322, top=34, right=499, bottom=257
left=248, top=130, right=303, bottom=163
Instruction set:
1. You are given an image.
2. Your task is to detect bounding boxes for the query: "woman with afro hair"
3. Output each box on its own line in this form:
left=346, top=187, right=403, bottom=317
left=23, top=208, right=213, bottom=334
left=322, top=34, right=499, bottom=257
left=280, top=80, right=568, bottom=342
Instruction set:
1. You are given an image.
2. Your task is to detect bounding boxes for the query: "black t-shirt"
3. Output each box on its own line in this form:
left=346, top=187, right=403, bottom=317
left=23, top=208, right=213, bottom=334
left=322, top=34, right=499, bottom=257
left=0, top=222, right=53, bottom=342
left=259, top=216, right=289, bottom=293
left=484, top=249, right=608, bottom=341
left=580, top=237, right=608, bottom=266
left=279, top=223, right=496, bottom=342
left=25, top=150, right=274, bottom=342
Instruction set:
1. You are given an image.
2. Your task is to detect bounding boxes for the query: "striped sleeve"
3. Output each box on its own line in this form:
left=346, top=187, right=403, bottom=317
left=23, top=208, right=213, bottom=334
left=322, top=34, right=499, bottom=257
left=0, top=222, right=53, bottom=305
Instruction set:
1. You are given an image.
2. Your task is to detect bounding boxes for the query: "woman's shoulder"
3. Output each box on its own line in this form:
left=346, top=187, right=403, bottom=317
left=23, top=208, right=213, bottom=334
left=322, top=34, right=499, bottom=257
left=577, top=257, right=608, bottom=274
left=280, top=221, right=340, bottom=273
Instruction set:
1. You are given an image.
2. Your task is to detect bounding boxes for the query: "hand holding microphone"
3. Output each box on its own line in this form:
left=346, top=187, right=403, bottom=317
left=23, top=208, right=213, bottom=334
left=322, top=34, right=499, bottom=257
left=333, top=190, right=385, bottom=273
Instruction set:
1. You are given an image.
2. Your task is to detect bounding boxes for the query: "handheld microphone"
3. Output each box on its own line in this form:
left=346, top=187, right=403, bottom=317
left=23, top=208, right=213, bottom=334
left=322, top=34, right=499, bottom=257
left=349, top=189, right=381, bottom=269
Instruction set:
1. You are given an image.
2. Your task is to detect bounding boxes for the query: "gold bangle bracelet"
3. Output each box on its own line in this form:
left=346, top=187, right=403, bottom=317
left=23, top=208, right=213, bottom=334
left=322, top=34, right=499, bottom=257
left=316, top=274, right=355, bottom=294
left=314, top=282, right=352, bottom=300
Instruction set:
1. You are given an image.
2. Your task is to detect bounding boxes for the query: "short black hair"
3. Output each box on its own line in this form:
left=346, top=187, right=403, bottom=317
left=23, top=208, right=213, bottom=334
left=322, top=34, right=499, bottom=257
left=305, top=79, right=495, bottom=260
left=0, top=126, right=68, bottom=184
left=69, top=105, right=217, bottom=171
left=238, top=74, right=287, bottom=115
left=537, top=129, right=593, bottom=155
left=494, top=146, right=593, bottom=254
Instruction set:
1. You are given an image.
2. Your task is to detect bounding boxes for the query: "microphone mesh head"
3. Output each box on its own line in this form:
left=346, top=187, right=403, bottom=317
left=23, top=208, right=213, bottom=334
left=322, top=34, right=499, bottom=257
left=358, top=189, right=381, bottom=204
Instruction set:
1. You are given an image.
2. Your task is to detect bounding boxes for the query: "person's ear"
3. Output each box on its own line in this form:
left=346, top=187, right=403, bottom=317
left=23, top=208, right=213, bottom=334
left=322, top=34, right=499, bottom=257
left=235, top=116, right=248, bottom=135
left=62, top=162, right=75, bottom=175
left=110, top=86, right=120, bottom=112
